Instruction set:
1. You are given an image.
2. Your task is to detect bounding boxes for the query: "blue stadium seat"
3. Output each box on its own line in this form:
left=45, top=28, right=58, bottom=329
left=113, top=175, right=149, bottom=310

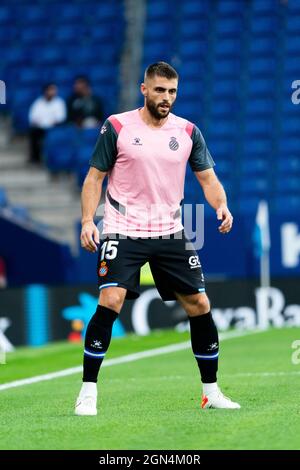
left=17, top=68, right=45, bottom=86
left=181, top=1, right=208, bottom=18
left=0, top=5, right=12, bottom=24
left=215, top=38, right=242, bottom=57
left=285, top=36, right=300, bottom=55
left=245, top=98, right=275, bottom=115
left=54, top=25, right=86, bottom=43
left=179, top=40, right=206, bottom=58
left=281, top=114, right=300, bottom=135
left=213, top=58, right=241, bottom=77
left=11, top=88, right=38, bottom=131
left=284, top=56, right=300, bottom=74
left=239, top=196, right=262, bottom=214
left=17, top=6, right=47, bottom=24
left=249, top=57, right=276, bottom=76
left=244, top=118, right=273, bottom=136
left=240, top=177, right=269, bottom=194
left=20, top=26, right=51, bottom=44
left=241, top=159, right=269, bottom=175
left=274, top=195, right=300, bottom=213
left=44, top=126, right=77, bottom=171
left=78, top=128, right=99, bottom=147
left=144, top=21, right=173, bottom=40
left=175, top=100, right=203, bottom=120
left=279, top=137, right=300, bottom=154
left=210, top=99, right=239, bottom=116
left=252, top=0, right=277, bottom=14
left=208, top=121, right=238, bottom=138
left=32, top=46, right=65, bottom=65
left=249, top=37, right=277, bottom=56
left=247, top=77, right=276, bottom=96
left=212, top=79, right=239, bottom=98
left=208, top=140, right=237, bottom=158
left=278, top=156, right=300, bottom=173
left=275, top=177, right=300, bottom=192
left=179, top=19, right=208, bottom=38
left=147, top=0, right=170, bottom=19
left=177, top=84, right=203, bottom=100
left=243, top=138, right=272, bottom=155
left=286, top=15, right=300, bottom=34
left=250, top=16, right=279, bottom=34
left=217, top=0, right=244, bottom=16
left=91, top=3, right=120, bottom=20
left=143, top=42, right=172, bottom=60
left=214, top=159, right=232, bottom=176
left=216, top=18, right=243, bottom=36
left=178, top=61, right=204, bottom=80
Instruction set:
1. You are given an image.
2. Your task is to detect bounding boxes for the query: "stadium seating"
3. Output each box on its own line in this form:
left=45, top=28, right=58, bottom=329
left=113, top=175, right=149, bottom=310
left=1, top=0, right=125, bottom=132
left=142, top=0, right=299, bottom=215
left=2, top=0, right=300, bottom=212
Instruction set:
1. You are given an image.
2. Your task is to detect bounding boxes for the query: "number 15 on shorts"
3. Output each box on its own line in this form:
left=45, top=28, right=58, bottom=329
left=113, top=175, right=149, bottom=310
left=100, top=240, right=119, bottom=260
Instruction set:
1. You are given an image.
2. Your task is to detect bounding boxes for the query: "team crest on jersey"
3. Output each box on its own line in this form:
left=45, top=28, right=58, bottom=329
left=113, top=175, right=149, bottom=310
left=99, top=261, right=108, bottom=276
left=132, top=137, right=143, bottom=145
left=100, top=125, right=107, bottom=134
left=169, top=136, right=179, bottom=151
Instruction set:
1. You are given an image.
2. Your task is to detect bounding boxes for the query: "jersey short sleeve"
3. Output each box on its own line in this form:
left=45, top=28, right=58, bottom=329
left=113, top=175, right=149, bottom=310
left=188, top=125, right=215, bottom=172
left=89, top=119, right=118, bottom=171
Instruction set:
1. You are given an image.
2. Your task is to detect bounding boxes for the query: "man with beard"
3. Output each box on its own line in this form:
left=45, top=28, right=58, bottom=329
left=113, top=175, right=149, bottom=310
left=75, top=62, right=240, bottom=415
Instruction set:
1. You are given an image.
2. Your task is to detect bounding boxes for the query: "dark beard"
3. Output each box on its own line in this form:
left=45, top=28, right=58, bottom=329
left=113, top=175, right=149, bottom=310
left=146, top=98, right=171, bottom=120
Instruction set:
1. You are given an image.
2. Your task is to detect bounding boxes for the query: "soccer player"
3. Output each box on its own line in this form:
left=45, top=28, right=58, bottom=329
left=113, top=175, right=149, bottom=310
left=75, top=62, right=240, bottom=415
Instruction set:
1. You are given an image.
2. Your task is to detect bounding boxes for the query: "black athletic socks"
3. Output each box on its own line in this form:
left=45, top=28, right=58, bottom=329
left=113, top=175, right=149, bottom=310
left=189, top=312, right=219, bottom=383
left=83, top=305, right=118, bottom=382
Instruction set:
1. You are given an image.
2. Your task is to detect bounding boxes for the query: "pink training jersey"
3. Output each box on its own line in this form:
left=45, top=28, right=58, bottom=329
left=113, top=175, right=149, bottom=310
left=90, top=109, right=214, bottom=237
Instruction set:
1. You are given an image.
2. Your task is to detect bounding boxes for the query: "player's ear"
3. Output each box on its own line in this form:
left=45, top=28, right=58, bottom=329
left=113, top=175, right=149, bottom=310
left=140, top=83, right=147, bottom=97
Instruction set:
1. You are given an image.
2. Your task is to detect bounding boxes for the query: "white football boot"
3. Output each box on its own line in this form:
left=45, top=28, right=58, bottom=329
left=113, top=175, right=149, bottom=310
left=201, top=388, right=241, bottom=409
left=75, top=382, right=98, bottom=416
left=75, top=395, right=97, bottom=416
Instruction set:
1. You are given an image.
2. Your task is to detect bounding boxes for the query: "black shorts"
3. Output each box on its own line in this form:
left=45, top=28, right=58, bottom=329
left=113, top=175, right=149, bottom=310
left=97, top=230, right=205, bottom=301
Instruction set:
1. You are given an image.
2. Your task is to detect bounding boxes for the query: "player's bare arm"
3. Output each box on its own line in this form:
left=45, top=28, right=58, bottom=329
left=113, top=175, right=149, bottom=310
left=195, top=168, right=233, bottom=234
left=81, top=167, right=107, bottom=252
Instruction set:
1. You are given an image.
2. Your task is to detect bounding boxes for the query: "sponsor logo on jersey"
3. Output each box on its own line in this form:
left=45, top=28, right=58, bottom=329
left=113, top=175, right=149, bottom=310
left=169, top=136, right=179, bottom=151
left=99, top=261, right=108, bottom=276
left=100, top=125, right=107, bottom=134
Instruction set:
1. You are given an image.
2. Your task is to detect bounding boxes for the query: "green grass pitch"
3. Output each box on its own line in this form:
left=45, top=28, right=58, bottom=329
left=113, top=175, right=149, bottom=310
left=1, top=327, right=300, bottom=450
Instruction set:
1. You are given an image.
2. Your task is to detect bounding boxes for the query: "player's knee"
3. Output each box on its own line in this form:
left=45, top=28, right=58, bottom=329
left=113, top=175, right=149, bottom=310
left=186, top=294, right=210, bottom=316
left=99, top=288, right=125, bottom=313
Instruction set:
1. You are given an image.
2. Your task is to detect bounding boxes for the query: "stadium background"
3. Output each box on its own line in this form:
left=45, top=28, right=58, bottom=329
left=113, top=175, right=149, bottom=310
left=0, top=0, right=300, bottom=452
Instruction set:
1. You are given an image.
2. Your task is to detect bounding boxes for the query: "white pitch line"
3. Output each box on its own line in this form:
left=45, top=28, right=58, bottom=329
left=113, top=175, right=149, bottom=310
left=224, top=370, right=300, bottom=378
left=0, top=329, right=263, bottom=392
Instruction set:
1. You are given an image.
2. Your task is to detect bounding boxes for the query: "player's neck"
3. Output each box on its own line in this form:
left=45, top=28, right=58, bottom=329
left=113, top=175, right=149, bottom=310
left=139, top=107, right=168, bottom=129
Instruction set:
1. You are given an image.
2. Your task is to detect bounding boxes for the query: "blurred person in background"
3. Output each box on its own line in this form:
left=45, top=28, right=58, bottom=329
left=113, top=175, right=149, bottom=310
left=67, top=76, right=103, bottom=128
left=28, top=83, right=66, bottom=165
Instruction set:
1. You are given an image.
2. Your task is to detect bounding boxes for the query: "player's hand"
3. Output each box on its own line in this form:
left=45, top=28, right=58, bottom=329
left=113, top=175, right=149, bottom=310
left=80, top=221, right=100, bottom=252
left=216, top=204, right=233, bottom=234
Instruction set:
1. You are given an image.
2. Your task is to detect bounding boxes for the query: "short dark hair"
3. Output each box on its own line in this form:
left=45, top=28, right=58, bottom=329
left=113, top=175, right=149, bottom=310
left=42, top=83, right=56, bottom=93
left=144, top=62, right=179, bottom=81
left=74, top=75, right=90, bottom=86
